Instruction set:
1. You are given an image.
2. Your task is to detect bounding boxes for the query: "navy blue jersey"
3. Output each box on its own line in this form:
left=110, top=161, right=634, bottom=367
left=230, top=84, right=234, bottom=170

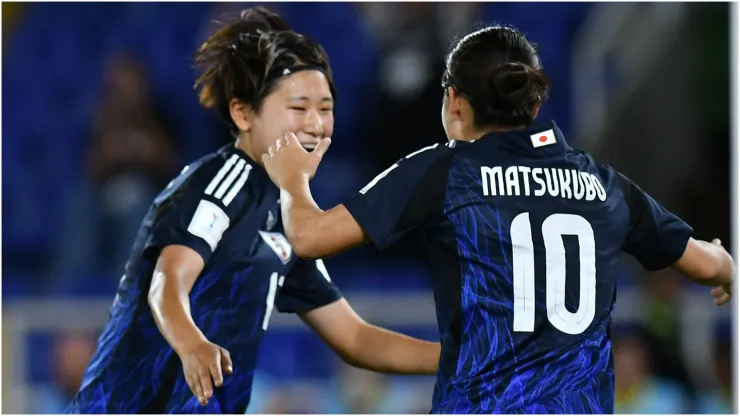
left=67, top=145, right=341, bottom=414
left=343, top=120, right=693, bottom=414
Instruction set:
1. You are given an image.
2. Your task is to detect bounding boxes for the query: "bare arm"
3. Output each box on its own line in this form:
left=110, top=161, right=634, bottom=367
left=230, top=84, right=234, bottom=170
left=148, top=245, right=208, bottom=353
left=264, top=134, right=444, bottom=258
left=280, top=178, right=368, bottom=259
left=148, top=245, right=232, bottom=405
left=673, top=238, right=735, bottom=288
left=300, top=299, right=440, bottom=375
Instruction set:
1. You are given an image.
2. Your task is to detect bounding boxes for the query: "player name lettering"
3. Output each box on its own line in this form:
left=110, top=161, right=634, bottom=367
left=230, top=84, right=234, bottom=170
left=481, top=166, right=607, bottom=201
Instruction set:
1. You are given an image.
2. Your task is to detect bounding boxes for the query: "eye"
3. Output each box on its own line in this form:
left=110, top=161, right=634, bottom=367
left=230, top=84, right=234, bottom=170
left=289, top=106, right=307, bottom=112
left=320, top=107, right=333, bottom=113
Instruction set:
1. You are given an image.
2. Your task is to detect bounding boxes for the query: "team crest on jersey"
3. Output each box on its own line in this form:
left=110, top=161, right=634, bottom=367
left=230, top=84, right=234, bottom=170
left=258, top=231, right=292, bottom=264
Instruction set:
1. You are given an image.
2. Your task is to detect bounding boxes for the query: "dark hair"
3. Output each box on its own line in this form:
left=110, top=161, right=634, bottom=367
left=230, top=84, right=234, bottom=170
left=442, top=25, right=550, bottom=129
left=194, top=7, right=335, bottom=131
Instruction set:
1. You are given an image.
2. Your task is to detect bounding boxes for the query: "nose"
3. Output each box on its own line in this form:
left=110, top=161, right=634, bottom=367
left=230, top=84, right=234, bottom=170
left=302, top=109, right=323, bottom=137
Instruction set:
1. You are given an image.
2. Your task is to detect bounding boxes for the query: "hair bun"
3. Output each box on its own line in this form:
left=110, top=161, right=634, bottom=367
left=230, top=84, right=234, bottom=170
left=489, top=62, right=546, bottom=110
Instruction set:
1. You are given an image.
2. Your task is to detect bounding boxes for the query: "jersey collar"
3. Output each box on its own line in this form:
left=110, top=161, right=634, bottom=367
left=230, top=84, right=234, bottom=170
left=219, top=144, right=273, bottom=182
left=481, top=120, right=571, bottom=154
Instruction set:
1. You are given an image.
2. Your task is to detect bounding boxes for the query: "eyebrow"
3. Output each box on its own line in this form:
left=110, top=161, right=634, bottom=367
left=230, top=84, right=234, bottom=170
left=289, top=96, right=334, bottom=103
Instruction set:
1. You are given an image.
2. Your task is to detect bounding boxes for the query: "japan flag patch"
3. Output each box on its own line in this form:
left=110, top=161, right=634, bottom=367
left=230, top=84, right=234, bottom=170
left=530, top=129, right=557, bottom=148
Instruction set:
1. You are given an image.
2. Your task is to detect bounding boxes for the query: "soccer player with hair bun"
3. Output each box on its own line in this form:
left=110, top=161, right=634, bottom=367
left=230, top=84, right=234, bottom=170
left=263, top=25, right=735, bottom=414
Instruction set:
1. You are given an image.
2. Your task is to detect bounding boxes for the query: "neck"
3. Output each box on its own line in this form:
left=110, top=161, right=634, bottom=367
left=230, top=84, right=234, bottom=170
left=235, top=134, right=264, bottom=166
left=458, top=124, right=524, bottom=142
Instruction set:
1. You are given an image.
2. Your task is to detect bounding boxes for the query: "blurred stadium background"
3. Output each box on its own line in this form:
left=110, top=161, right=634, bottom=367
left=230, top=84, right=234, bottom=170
left=1, top=2, right=733, bottom=414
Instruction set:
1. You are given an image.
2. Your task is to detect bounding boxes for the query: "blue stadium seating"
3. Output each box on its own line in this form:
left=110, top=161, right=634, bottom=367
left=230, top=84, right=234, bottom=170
left=3, top=3, right=590, bottom=293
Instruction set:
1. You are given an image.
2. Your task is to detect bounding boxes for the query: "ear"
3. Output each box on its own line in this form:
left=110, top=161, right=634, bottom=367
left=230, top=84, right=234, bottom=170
left=229, top=98, right=253, bottom=132
left=446, top=87, right=463, bottom=119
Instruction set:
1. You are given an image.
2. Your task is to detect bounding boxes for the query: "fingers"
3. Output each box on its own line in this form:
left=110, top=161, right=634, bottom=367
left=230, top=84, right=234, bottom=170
left=197, top=365, right=213, bottom=405
left=220, top=348, right=233, bottom=375
left=284, top=132, right=298, bottom=146
left=313, top=137, right=332, bottom=159
left=262, top=144, right=277, bottom=165
left=277, top=133, right=299, bottom=150
left=185, top=374, right=200, bottom=404
left=187, top=369, right=206, bottom=405
left=711, top=286, right=732, bottom=306
left=210, top=358, right=224, bottom=388
left=723, top=282, right=733, bottom=297
left=180, top=343, right=234, bottom=407
left=715, top=294, right=731, bottom=306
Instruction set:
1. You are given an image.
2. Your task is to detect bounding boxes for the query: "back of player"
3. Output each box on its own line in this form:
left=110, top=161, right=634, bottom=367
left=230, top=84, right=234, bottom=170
left=420, top=26, right=691, bottom=413
left=342, top=120, right=697, bottom=414
left=432, top=121, right=685, bottom=413
left=343, top=26, right=688, bottom=414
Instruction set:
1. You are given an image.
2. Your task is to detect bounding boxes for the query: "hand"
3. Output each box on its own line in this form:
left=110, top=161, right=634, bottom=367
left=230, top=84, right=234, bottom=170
left=710, top=239, right=733, bottom=306
left=711, top=284, right=731, bottom=306
left=177, top=340, right=233, bottom=405
left=262, top=133, right=331, bottom=189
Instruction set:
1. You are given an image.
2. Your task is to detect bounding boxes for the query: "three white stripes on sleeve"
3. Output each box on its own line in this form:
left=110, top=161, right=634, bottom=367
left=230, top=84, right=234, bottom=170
left=204, top=154, right=253, bottom=206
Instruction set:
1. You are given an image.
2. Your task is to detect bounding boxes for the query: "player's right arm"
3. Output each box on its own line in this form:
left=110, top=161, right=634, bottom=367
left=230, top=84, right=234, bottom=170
left=616, top=171, right=735, bottom=298
left=264, top=136, right=455, bottom=258
left=149, top=245, right=234, bottom=405
left=149, top=246, right=207, bottom=356
left=146, top=154, right=251, bottom=405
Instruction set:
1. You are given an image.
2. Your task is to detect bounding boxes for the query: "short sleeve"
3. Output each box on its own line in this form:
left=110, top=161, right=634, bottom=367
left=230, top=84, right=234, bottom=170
left=276, top=259, right=342, bottom=314
left=342, top=143, right=455, bottom=250
left=616, top=171, right=693, bottom=271
left=146, top=153, right=254, bottom=263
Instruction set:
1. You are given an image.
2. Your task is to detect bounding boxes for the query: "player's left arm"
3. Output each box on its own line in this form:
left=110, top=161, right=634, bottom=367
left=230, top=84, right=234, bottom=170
left=276, top=259, right=440, bottom=375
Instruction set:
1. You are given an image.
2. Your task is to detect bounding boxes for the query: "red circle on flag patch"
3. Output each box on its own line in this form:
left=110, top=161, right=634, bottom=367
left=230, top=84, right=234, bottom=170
left=539, top=135, right=548, bottom=143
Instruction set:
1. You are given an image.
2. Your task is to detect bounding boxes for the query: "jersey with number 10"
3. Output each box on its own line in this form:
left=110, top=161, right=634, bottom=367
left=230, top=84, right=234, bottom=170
left=67, top=144, right=341, bottom=414
left=343, top=121, right=693, bottom=414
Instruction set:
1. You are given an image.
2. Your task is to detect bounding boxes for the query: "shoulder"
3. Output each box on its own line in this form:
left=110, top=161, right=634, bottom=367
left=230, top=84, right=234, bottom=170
left=360, top=142, right=459, bottom=194
left=192, top=149, right=254, bottom=191
left=176, top=148, right=257, bottom=208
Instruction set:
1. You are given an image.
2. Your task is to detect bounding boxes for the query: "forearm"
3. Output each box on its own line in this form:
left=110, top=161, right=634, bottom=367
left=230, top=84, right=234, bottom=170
left=704, top=242, right=735, bottom=286
left=280, top=178, right=323, bottom=246
left=345, top=323, right=440, bottom=375
left=148, top=271, right=207, bottom=354
left=680, top=240, right=735, bottom=287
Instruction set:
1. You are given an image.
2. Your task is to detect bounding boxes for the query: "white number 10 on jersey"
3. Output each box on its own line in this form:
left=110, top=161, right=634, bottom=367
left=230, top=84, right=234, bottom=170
left=511, top=213, right=596, bottom=335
